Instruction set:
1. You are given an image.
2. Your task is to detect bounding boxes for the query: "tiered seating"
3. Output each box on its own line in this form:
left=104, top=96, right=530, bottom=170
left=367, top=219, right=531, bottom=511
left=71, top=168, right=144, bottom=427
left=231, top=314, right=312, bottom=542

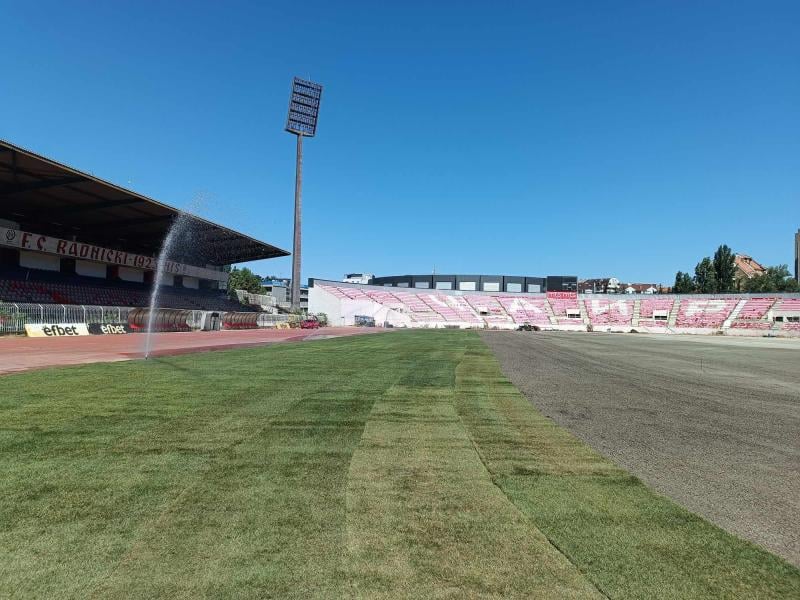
left=638, top=297, right=673, bottom=327
left=640, top=297, right=674, bottom=318
left=0, top=270, right=249, bottom=312
left=584, top=299, right=633, bottom=326
left=365, top=290, right=407, bottom=311
left=338, top=287, right=369, bottom=300
left=675, top=298, right=737, bottom=328
left=465, top=295, right=508, bottom=316
left=730, top=321, right=772, bottom=330
left=318, top=285, right=346, bottom=298
left=774, top=298, right=800, bottom=311
left=317, top=284, right=800, bottom=334
left=737, top=298, right=776, bottom=319
left=444, top=295, right=483, bottom=324
left=549, top=297, right=582, bottom=324
left=496, top=296, right=549, bottom=325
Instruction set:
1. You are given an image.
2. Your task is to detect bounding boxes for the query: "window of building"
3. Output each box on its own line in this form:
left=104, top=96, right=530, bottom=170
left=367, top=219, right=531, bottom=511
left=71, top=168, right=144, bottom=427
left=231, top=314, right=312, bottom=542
left=506, top=283, right=522, bottom=293
left=397, top=282, right=409, bottom=287
left=527, top=284, right=541, bottom=293
left=435, top=281, right=453, bottom=290
left=414, top=281, right=430, bottom=289
left=483, top=282, right=500, bottom=292
left=459, top=281, right=477, bottom=291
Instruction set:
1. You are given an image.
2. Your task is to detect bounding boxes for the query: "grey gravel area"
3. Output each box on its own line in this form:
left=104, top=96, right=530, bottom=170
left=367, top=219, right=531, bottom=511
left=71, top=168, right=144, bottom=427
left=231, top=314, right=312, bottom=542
left=480, top=330, right=800, bottom=566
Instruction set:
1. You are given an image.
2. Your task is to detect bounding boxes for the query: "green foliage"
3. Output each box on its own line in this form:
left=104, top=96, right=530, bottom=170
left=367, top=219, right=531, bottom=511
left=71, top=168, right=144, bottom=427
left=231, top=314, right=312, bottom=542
left=673, top=271, right=695, bottom=293
left=314, top=312, right=329, bottom=326
left=226, top=266, right=263, bottom=299
left=713, top=244, right=737, bottom=292
left=742, top=264, right=800, bottom=293
left=694, top=257, right=717, bottom=293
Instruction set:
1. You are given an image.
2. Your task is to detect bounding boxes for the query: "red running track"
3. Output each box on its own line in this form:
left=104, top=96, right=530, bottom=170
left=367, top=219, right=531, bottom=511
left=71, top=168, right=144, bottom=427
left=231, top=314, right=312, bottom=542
left=0, top=327, right=385, bottom=375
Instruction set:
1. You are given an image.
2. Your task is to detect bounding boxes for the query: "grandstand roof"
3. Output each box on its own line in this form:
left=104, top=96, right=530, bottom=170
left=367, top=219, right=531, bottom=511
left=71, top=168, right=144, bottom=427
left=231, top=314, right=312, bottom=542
left=0, top=139, right=289, bottom=265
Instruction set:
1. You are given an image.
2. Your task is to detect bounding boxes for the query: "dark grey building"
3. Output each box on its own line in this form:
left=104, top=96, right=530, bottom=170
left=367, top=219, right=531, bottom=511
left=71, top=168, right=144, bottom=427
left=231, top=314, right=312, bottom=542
left=365, top=274, right=576, bottom=294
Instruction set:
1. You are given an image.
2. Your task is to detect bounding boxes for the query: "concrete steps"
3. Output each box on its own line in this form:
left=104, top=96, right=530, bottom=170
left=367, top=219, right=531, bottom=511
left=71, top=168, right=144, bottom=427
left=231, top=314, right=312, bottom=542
left=578, top=299, right=591, bottom=326
left=723, top=298, right=747, bottom=329
left=668, top=298, right=681, bottom=327
left=544, top=300, right=559, bottom=325
left=632, top=299, right=641, bottom=327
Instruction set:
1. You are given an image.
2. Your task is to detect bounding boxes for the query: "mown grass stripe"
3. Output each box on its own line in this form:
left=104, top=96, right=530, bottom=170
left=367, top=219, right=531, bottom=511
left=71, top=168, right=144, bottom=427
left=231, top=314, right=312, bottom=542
left=456, top=333, right=800, bottom=599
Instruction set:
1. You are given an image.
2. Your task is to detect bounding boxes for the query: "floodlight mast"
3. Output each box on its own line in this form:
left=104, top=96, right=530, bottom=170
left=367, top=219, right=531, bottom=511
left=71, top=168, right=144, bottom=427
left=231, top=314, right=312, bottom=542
left=285, top=77, right=323, bottom=311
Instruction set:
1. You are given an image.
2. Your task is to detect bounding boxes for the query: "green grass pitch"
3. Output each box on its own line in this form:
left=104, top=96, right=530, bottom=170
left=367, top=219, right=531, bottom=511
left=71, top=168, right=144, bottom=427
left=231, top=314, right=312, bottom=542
left=1, top=330, right=798, bottom=598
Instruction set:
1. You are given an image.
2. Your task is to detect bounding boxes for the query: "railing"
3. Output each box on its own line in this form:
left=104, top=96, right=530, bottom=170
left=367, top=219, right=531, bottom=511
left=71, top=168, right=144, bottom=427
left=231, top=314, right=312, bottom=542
left=0, top=302, right=290, bottom=335
left=0, top=302, right=134, bottom=335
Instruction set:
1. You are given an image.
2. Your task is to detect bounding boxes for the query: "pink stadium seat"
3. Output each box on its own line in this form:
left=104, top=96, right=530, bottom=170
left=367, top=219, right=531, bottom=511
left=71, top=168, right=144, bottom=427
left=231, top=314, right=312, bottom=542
left=675, top=298, right=737, bottom=328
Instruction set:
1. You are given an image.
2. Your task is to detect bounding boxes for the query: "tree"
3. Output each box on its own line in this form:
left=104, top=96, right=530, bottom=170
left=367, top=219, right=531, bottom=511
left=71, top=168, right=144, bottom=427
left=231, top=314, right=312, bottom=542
left=226, top=267, right=264, bottom=299
left=713, top=244, right=736, bottom=293
left=673, top=271, right=694, bottom=293
left=742, top=264, right=800, bottom=293
left=694, top=257, right=717, bottom=293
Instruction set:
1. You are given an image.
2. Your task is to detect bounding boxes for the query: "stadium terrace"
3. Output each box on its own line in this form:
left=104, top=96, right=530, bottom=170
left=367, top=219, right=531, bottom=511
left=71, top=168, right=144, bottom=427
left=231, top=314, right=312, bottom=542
left=309, top=280, right=800, bottom=336
left=0, top=139, right=289, bottom=330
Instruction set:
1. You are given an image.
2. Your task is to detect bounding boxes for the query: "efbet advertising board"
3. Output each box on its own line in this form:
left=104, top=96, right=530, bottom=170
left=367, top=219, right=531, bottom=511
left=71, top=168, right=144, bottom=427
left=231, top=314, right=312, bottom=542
left=88, top=323, right=132, bottom=335
left=25, top=323, right=90, bottom=337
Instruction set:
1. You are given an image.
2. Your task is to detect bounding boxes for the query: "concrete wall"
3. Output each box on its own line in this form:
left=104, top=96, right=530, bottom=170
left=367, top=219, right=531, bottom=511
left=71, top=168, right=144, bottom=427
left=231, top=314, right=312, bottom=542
left=118, top=267, right=144, bottom=283
left=19, top=250, right=60, bottom=272
left=75, top=260, right=106, bottom=278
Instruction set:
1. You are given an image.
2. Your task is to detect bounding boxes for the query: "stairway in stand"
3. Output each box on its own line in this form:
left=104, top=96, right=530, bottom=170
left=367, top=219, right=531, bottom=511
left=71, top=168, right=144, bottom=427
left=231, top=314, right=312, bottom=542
left=543, top=299, right=558, bottom=326
left=668, top=298, right=681, bottom=327
left=632, top=299, right=641, bottom=327
left=578, top=299, right=591, bottom=326
left=722, top=298, right=747, bottom=330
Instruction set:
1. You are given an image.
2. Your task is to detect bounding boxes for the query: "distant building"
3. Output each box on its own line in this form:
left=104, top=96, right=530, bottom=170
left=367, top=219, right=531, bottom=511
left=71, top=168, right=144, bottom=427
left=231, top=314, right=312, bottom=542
left=578, top=278, right=659, bottom=294
left=260, top=277, right=308, bottom=311
left=623, top=283, right=660, bottom=294
left=343, top=273, right=374, bottom=285
left=734, top=254, right=766, bottom=289
left=578, top=278, right=620, bottom=294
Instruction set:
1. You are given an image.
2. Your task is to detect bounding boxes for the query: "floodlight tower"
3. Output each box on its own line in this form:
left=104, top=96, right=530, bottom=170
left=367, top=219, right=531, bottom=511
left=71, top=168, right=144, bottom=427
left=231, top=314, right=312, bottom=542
left=285, top=77, right=323, bottom=310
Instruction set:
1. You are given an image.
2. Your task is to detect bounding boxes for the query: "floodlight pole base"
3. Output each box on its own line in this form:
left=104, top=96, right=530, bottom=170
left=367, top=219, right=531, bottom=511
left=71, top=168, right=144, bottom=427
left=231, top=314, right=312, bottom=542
left=291, top=133, right=303, bottom=311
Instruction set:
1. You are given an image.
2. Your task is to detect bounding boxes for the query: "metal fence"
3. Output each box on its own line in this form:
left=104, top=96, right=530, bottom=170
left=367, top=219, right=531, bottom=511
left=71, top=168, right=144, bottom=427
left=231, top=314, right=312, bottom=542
left=0, top=302, right=134, bottom=335
left=0, top=302, right=290, bottom=335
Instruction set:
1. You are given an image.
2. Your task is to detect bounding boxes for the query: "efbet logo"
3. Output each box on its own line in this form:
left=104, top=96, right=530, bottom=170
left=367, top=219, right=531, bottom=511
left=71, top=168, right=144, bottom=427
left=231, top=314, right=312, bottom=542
left=25, top=323, right=90, bottom=337
left=42, top=325, right=82, bottom=336
left=100, top=324, right=127, bottom=334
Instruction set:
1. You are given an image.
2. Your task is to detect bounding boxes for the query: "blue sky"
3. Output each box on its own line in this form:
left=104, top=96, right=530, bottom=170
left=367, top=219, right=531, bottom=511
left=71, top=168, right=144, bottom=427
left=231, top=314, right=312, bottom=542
left=3, top=1, right=798, bottom=284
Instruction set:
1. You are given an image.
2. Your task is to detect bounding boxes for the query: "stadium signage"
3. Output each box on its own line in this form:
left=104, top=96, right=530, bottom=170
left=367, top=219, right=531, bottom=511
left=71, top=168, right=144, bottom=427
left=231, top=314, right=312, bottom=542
left=546, top=291, right=578, bottom=300
left=88, top=323, right=132, bottom=335
left=0, top=226, right=227, bottom=283
left=25, top=323, right=90, bottom=337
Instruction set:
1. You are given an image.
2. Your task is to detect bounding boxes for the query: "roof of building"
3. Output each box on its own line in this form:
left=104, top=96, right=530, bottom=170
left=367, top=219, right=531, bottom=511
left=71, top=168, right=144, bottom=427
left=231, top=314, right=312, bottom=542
left=0, top=139, right=289, bottom=266
left=734, top=254, right=766, bottom=279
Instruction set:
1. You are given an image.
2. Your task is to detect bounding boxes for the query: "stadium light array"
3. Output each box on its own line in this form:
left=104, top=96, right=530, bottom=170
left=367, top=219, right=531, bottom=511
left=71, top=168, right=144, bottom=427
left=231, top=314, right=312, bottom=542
left=285, top=77, right=323, bottom=310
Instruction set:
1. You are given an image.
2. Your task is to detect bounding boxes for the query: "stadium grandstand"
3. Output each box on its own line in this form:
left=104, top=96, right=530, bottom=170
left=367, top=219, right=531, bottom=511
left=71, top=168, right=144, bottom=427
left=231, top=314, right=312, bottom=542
left=309, top=279, right=800, bottom=336
left=0, top=139, right=289, bottom=332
